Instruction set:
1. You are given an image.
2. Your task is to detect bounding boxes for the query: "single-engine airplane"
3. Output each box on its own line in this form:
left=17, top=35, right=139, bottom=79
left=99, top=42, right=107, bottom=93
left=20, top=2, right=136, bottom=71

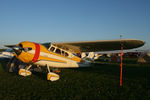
left=5, top=39, right=144, bottom=81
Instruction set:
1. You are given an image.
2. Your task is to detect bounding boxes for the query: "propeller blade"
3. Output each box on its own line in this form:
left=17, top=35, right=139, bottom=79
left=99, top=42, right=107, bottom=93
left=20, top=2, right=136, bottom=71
left=12, top=46, right=23, bottom=55
left=5, top=45, right=17, bottom=48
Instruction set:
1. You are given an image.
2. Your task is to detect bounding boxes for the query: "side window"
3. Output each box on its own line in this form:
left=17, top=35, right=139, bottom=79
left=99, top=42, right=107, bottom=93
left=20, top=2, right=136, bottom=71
left=62, top=51, right=65, bottom=56
left=50, top=47, right=55, bottom=52
left=65, top=52, right=69, bottom=57
left=61, top=50, right=69, bottom=57
left=56, top=49, right=61, bottom=54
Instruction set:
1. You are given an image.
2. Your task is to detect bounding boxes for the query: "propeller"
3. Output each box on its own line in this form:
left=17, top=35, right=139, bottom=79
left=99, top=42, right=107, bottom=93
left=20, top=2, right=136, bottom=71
left=12, top=46, right=23, bottom=55
left=4, top=44, right=23, bottom=56
left=4, top=42, right=34, bottom=73
left=5, top=44, right=28, bottom=56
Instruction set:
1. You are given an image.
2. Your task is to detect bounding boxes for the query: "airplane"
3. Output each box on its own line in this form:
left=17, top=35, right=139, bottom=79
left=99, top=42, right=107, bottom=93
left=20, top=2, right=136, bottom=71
left=0, top=49, right=14, bottom=61
left=5, top=39, right=145, bottom=81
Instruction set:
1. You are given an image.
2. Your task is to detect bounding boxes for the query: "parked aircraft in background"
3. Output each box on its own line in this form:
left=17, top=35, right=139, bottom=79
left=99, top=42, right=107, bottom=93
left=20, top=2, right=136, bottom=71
left=5, top=39, right=144, bottom=81
left=0, top=49, right=14, bottom=60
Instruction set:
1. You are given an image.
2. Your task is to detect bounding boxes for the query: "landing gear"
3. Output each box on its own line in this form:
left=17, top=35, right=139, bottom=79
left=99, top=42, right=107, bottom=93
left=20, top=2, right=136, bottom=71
left=7, top=58, right=60, bottom=81
left=52, top=68, right=61, bottom=73
left=6, top=56, right=20, bottom=73
left=18, top=65, right=32, bottom=76
left=47, top=66, right=60, bottom=81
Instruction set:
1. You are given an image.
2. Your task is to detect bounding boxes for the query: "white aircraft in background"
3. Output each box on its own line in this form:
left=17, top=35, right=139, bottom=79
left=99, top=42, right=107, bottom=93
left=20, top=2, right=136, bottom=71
left=0, top=49, right=14, bottom=60
left=5, top=39, right=144, bottom=81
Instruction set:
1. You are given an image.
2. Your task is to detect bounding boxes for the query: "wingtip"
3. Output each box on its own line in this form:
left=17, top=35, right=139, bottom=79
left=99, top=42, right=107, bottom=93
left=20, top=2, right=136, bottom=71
left=137, top=40, right=145, bottom=47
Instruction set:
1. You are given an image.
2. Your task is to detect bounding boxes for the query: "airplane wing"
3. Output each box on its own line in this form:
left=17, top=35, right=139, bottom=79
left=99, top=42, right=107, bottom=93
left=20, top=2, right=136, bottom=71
left=5, top=45, right=17, bottom=48
left=5, top=39, right=145, bottom=53
left=50, top=39, right=145, bottom=53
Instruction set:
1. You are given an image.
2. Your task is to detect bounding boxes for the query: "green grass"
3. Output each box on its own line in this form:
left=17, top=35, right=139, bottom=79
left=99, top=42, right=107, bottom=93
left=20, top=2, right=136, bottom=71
left=0, top=60, right=150, bottom=100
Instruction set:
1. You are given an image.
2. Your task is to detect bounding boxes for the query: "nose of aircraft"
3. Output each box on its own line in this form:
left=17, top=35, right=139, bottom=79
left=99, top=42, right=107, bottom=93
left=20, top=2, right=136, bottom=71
left=13, top=46, right=23, bottom=55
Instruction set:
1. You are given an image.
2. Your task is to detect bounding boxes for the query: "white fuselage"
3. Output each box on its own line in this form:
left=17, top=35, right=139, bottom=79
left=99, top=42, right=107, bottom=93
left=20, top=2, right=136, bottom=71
left=28, top=50, right=91, bottom=68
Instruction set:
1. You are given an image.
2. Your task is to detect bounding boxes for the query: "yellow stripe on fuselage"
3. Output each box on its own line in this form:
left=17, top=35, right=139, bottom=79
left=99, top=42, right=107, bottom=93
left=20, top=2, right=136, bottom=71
left=16, top=51, right=66, bottom=64
left=38, top=55, right=66, bottom=63
left=47, top=51, right=82, bottom=62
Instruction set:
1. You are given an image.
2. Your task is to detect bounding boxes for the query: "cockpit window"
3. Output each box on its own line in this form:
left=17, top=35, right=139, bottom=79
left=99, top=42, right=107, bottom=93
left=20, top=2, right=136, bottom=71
left=50, top=47, right=55, bottom=52
left=56, top=49, right=61, bottom=54
left=65, top=52, right=69, bottom=57
left=42, top=43, right=51, bottom=49
left=62, top=51, right=65, bottom=56
left=62, top=51, right=69, bottom=57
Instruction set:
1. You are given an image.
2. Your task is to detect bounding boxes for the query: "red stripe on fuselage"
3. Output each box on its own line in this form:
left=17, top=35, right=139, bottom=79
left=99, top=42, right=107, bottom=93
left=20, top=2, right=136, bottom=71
left=32, top=43, right=40, bottom=62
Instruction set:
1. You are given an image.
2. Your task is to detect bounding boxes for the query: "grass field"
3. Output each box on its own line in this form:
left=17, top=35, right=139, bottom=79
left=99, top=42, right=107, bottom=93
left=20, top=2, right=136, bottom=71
left=0, top=60, right=150, bottom=100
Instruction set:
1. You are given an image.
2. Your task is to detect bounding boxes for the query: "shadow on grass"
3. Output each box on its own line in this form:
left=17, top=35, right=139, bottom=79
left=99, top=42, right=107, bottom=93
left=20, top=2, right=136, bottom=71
left=70, top=63, right=150, bottom=79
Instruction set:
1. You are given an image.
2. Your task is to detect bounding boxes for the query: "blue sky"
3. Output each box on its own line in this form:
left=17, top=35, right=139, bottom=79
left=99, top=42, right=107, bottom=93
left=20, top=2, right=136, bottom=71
left=0, top=0, right=150, bottom=50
